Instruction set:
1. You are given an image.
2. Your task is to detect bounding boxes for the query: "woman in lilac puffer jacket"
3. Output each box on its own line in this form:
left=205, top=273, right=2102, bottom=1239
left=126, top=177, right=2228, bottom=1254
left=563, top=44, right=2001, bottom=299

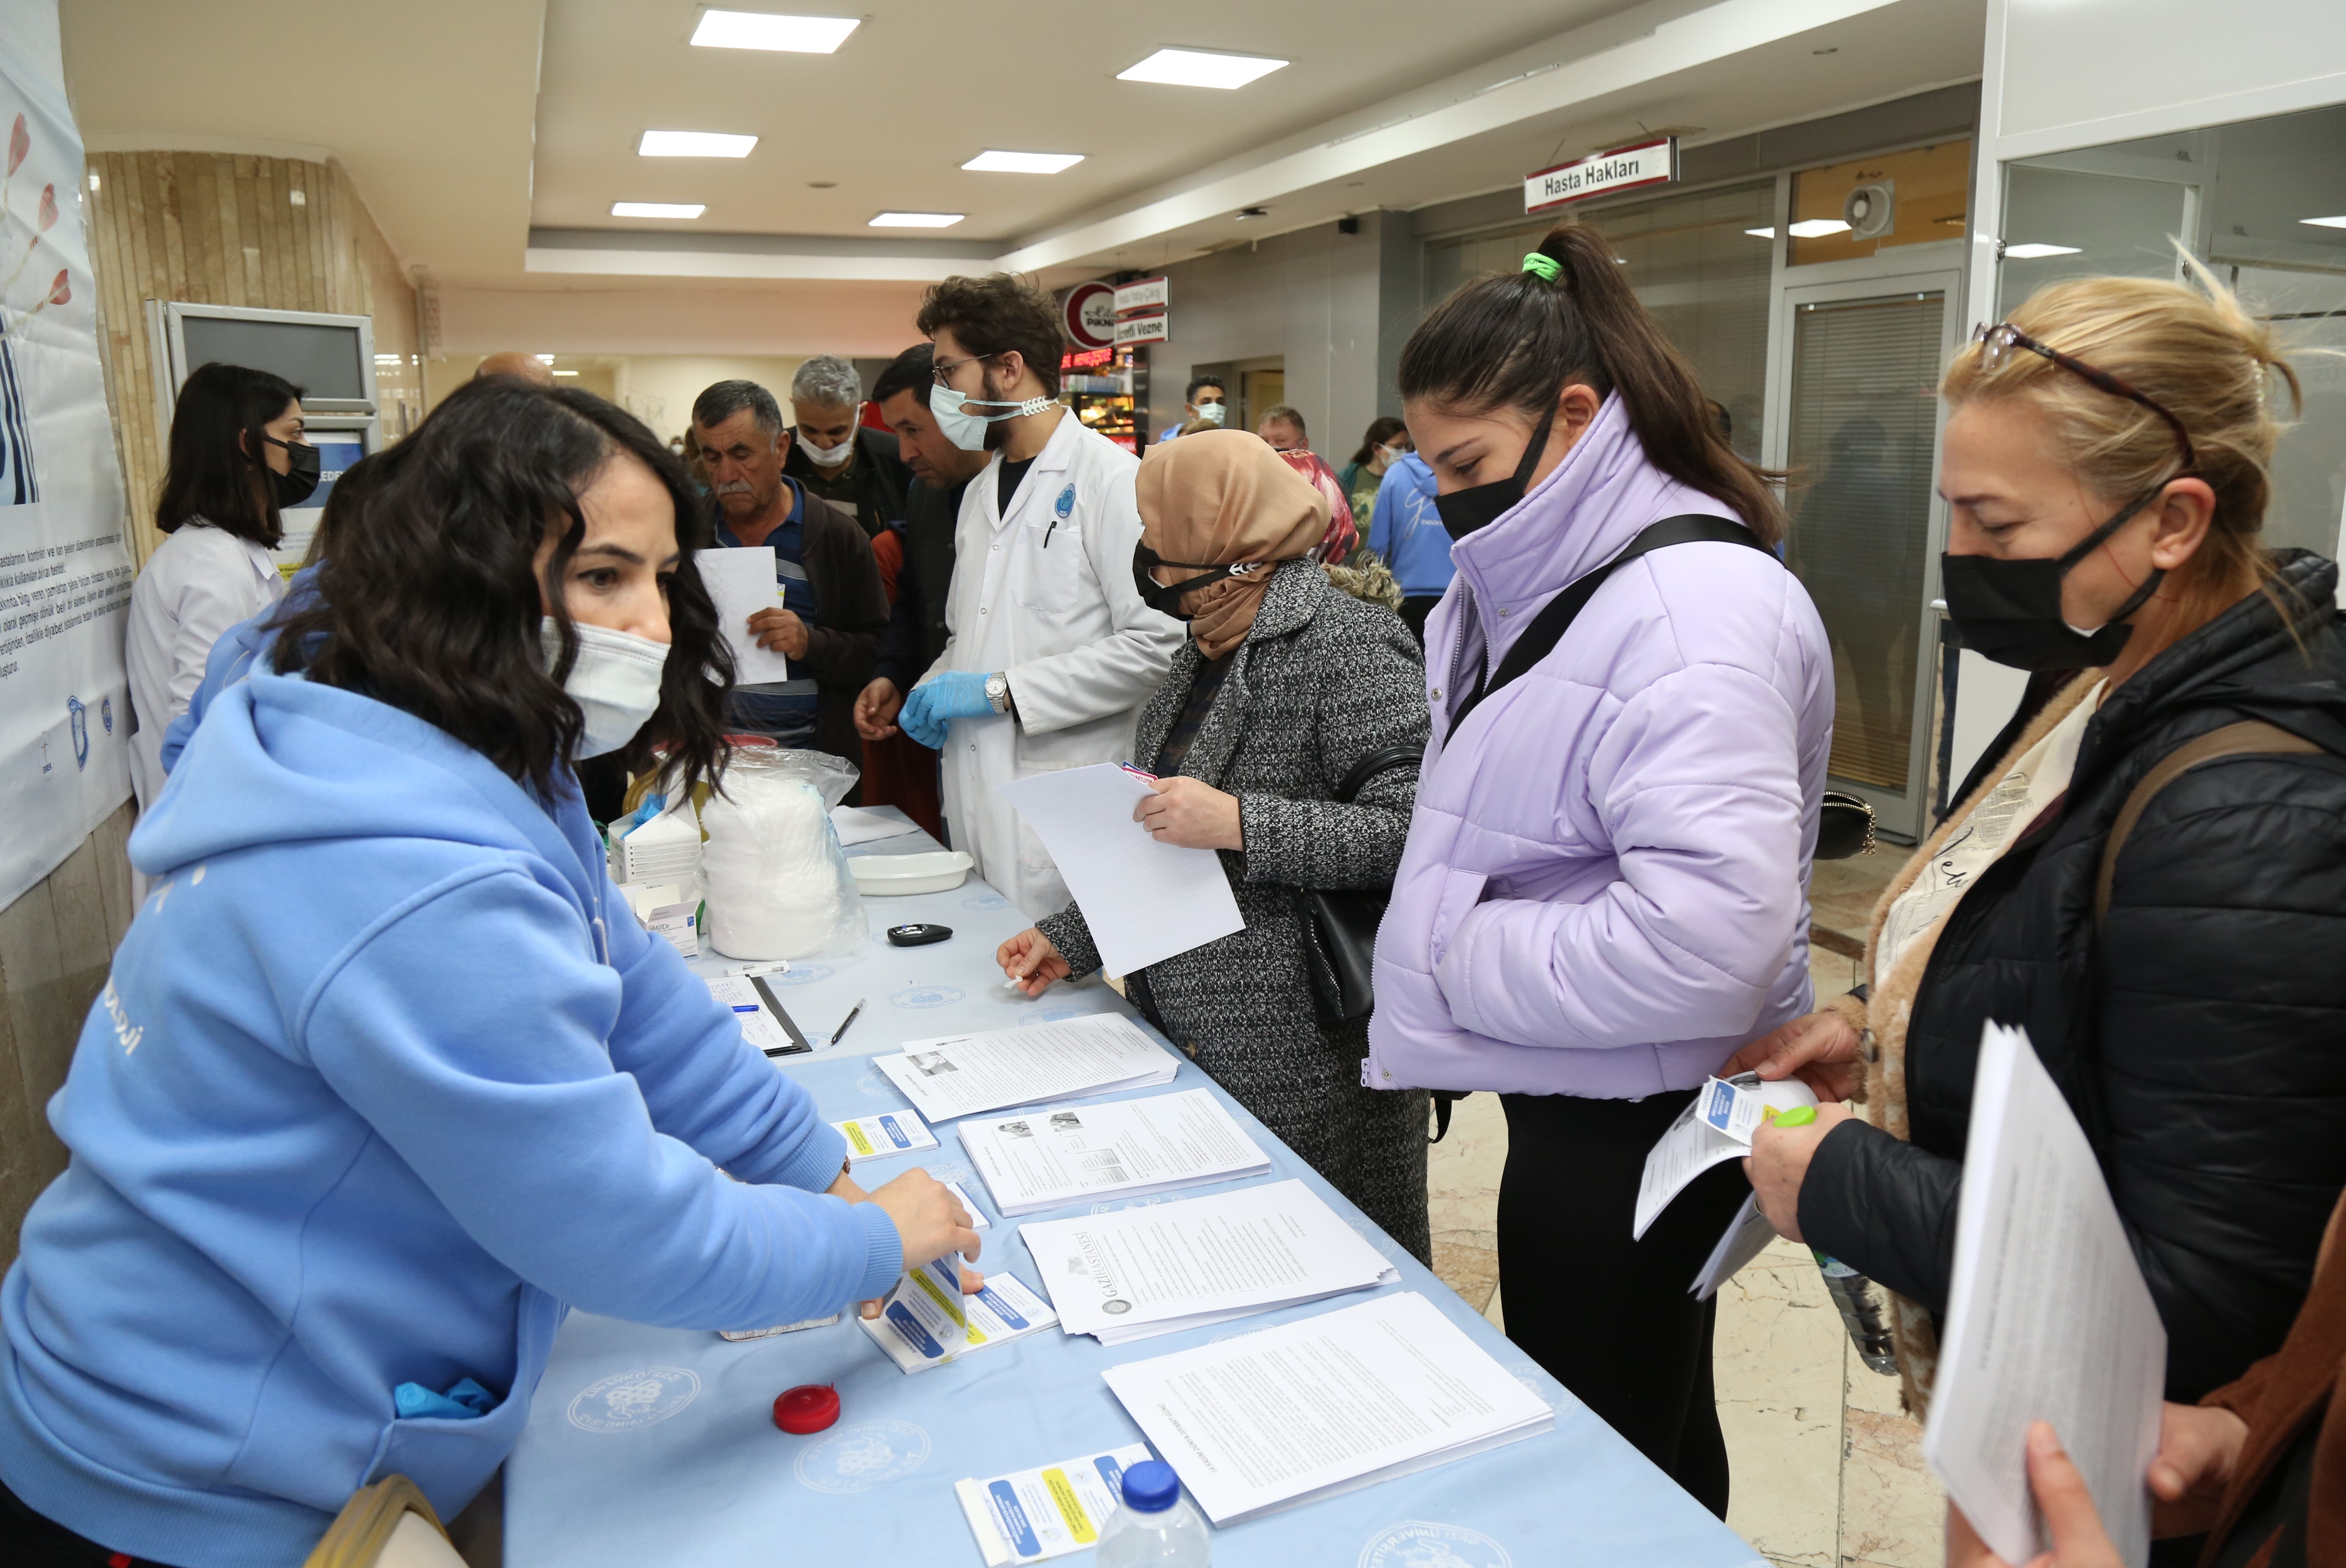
left=1367, top=223, right=1834, bottom=1517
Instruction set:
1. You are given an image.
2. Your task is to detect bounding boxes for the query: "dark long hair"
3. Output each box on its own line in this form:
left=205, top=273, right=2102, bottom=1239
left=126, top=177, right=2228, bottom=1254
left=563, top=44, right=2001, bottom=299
left=1349, top=416, right=1408, bottom=469
left=157, top=362, right=303, bottom=546
left=1397, top=223, right=1785, bottom=545
left=270, top=379, right=734, bottom=797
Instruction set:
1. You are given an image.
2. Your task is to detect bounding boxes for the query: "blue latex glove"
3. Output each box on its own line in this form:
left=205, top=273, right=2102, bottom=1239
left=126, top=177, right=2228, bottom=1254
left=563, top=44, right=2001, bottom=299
left=899, top=671, right=1000, bottom=748
left=393, top=1377, right=498, bottom=1421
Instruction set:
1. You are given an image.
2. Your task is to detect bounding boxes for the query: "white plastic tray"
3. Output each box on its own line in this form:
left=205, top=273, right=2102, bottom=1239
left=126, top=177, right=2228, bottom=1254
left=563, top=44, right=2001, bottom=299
left=848, top=849, right=974, bottom=896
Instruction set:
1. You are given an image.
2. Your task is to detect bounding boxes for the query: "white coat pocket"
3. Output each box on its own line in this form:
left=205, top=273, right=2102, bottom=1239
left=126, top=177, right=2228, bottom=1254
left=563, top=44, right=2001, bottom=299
left=1011, top=517, right=1096, bottom=615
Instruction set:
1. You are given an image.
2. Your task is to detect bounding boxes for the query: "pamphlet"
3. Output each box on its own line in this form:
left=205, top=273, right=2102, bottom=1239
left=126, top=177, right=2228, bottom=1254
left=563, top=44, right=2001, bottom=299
left=1689, top=1193, right=1780, bottom=1301
left=943, top=1179, right=991, bottom=1231
left=832, top=1109, right=940, bottom=1163
left=954, top=1445, right=1154, bottom=1566
left=1635, top=1073, right=1814, bottom=1239
left=859, top=1264, right=1058, bottom=1374
left=961, top=1088, right=1268, bottom=1216
left=875, top=1015, right=1179, bottom=1123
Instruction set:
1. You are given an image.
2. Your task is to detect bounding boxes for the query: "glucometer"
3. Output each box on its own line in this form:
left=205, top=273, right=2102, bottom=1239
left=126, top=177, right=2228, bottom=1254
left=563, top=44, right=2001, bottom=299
left=886, top=924, right=953, bottom=947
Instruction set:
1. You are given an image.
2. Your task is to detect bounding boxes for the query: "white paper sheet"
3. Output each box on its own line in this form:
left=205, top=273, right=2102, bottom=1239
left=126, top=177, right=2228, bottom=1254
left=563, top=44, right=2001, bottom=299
left=955, top=1445, right=1153, bottom=1566
left=961, top=1088, right=1269, bottom=1216
left=859, top=1265, right=1057, bottom=1374
left=875, top=1015, right=1178, bottom=1122
left=705, top=975, right=801, bottom=1057
left=1689, top=1192, right=1780, bottom=1301
left=695, top=546, right=794, bottom=684
left=1100, top=1291, right=1553, bottom=1526
left=1920, top=1024, right=2166, bottom=1568
left=994, top=764, right=1245, bottom=974
left=1018, top=1177, right=1393, bottom=1344
left=831, top=805, right=922, bottom=846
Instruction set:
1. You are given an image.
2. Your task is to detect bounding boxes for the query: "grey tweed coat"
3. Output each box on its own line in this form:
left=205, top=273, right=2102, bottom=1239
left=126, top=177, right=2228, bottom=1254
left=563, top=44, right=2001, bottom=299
left=1036, top=559, right=1434, bottom=1261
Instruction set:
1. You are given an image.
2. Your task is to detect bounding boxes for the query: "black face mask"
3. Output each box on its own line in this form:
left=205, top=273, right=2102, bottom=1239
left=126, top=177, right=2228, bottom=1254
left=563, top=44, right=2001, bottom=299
left=265, top=436, right=322, bottom=508
left=1940, top=489, right=2166, bottom=671
left=1131, top=543, right=1258, bottom=620
left=1435, top=396, right=1560, bottom=541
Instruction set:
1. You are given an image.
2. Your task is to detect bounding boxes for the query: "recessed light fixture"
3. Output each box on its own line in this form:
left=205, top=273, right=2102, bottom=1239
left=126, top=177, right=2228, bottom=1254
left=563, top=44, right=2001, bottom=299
left=535, top=355, right=556, bottom=364
left=869, top=211, right=964, bottom=228
left=638, top=129, right=758, bottom=158
left=689, top=10, right=860, bottom=52
left=961, top=150, right=1085, bottom=174
left=2301, top=215, right=2346, bottom=229
left=553, top=369, right=581, bottom=377
left=1787, top=218, right=1852, bottom=238
left=1117, top=48, right=1288, bottom=90
left=611, top=201, right=706, bottom=219
left=2003, top=242, right=2081, bottom=258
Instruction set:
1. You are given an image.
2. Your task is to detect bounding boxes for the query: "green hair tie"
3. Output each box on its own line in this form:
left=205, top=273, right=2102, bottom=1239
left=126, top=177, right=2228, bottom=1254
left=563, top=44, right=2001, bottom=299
left=1520, top=252, right=1563, bottom=282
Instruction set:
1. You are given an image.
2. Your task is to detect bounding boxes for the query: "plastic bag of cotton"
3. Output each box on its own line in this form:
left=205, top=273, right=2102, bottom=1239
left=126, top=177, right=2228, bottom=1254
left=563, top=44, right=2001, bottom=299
left=700, top=745, right=867, bottom=960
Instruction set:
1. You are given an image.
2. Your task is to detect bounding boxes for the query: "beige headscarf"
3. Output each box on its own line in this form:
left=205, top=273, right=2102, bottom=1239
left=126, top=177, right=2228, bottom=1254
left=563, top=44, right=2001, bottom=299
left=1136, top=429, right=1328, bottom=659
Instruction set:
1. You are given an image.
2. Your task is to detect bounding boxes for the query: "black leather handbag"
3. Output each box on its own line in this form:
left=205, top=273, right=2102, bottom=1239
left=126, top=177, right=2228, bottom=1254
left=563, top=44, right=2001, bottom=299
left=1296, top=742, right=1425, bottom=1025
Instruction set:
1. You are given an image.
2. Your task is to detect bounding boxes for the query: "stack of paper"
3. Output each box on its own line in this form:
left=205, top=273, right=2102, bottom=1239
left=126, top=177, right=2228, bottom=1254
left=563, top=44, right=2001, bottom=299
left=1635, top=1071, right=1817, bottom=1239
left=961, top=1088, right=1269, bottom=1217
left=859, top=1252, right=1060, bottom=1374
left=1102, top=1291, right=1553, bottom=1526
left=954, top=1444, right=1153, bottom=1566
left=1019, top=1178, right=1395, bottom=1345
left=875, top=1016, right=1179, bottom=1122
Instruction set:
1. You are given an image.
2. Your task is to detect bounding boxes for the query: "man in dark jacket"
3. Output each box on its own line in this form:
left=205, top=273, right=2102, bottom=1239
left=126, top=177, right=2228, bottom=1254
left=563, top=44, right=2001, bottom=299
left=852, top=345, right=987, bottom=837
left=690, top=379, right=889, bottom=791
left=779, top=355, right=912, bottom=539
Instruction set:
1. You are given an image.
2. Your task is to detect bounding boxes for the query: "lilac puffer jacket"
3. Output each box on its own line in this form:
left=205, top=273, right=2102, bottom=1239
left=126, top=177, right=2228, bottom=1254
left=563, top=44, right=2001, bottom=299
left=1367, top=394, right=1834, bottom=1099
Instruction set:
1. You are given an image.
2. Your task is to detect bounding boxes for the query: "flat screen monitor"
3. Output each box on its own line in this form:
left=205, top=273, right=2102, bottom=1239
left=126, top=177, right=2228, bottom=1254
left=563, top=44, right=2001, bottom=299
left=179, top=315, right=368, bottom=403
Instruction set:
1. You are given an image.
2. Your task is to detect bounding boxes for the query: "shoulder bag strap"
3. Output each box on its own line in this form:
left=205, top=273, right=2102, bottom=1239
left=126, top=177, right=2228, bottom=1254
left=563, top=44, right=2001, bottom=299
left=1333, top=742, right=1426, bottom=804
left=2092, top=719, right=2323, bottom=924
left=1451, top=515, right=1774, bottom=728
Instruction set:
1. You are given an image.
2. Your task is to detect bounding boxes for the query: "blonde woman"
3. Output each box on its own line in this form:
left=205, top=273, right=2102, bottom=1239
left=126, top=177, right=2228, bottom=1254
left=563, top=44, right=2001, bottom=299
left=1734, top=271, right=2346, bottom=1426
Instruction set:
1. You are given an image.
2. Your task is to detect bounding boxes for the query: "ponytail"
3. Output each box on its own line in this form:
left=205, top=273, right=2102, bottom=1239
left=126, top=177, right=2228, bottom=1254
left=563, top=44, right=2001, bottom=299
left=1397, top=222, right=1785, bottom=546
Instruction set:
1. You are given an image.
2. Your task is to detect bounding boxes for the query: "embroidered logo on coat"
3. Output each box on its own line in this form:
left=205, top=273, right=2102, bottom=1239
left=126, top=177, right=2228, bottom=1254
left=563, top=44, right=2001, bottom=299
left=1054, top=484, right=1075, bottom=519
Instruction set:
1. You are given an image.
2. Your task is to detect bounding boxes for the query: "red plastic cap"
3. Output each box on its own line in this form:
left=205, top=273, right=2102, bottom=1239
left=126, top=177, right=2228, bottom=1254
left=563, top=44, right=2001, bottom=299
left=772, top=1383, right=839, bottom=1434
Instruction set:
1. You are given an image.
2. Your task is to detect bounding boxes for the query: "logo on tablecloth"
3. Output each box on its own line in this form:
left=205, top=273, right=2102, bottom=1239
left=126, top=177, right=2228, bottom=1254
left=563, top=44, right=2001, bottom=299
left=961, top=891, right=1011, bottom=911
left=769, top=964, right=835, bottom=986
left=855, top=1066, right=895, bottom=1098
left=1359, top=1521, right=1513, bottom=1568
left=890, top=984, right=965, bottom=1010
left=794, top=1418, right=931, bottom=1493
left=1497, top=1358, right=1570, bottom=1412
left=1088, top=1194, right=1170, bottom=1215
left=566, top=1367, right=700, bottom=1432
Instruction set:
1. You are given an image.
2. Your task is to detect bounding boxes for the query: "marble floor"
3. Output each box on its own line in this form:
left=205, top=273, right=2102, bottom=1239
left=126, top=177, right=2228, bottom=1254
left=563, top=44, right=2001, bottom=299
left=1423, top=849, right=1942, bottom=1568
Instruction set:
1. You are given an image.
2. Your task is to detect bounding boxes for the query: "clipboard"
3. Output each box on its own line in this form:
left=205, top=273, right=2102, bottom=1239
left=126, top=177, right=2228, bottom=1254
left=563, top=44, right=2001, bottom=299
left=750, top=976, right=812, bottom=1057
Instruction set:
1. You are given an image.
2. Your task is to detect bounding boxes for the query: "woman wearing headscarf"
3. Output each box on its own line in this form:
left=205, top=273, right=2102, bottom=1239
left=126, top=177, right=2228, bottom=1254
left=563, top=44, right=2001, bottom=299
left=995, top=429, right=1435, bottom=1260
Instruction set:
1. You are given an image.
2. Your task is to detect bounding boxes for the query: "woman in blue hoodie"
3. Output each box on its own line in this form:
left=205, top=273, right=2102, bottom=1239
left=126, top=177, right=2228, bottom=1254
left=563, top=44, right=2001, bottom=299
left=0, top=380, right=979, bottom=1567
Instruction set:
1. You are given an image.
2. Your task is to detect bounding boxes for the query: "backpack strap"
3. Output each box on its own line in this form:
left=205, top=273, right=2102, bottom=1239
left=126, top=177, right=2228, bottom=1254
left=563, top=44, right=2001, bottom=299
left=2092, top=720, right=2323, bottom=923
left=1451, top=515, right=1775, bottom=727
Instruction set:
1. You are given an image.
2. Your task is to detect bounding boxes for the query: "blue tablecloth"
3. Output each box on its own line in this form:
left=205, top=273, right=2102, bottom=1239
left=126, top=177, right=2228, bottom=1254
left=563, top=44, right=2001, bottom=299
left=504, top=817, right=1761, bottom=1568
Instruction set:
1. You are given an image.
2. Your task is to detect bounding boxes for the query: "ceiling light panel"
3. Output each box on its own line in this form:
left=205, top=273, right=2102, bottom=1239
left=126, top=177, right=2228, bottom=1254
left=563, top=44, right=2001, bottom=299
left=2003, top=242, right=2080, bottom=258
left=611, top=201, right=706, bottom=218
left=961, top=150, right=1085, bottom=174
left=870, top=211, right=964, bottom=228
left=1117, top=48, right=1288, bottom=90
left=2301, top=216, right=2346, bottom=229
left=690, top=11, right=860, bottom=53
left=638, top=130, right=758, bottom=158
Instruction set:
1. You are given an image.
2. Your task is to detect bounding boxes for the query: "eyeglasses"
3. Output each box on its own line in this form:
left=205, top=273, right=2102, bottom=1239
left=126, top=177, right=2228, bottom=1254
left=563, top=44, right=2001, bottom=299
left=931, top=351, right=998, bottom=387
left=1973, top=321, right=2197, bottom=474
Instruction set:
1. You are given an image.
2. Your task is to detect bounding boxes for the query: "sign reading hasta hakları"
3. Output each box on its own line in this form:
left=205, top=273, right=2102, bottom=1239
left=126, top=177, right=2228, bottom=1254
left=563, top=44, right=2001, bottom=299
left=1523, top=136, right=1679, bottom=214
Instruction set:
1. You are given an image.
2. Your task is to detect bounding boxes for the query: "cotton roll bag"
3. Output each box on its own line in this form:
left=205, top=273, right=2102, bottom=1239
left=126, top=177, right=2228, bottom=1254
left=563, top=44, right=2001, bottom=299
left=699, top=746, right=868, bottom=959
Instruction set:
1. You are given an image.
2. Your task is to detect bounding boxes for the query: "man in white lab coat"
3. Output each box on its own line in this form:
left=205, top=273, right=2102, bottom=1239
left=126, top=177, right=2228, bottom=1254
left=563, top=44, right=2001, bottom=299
left=896, top=274, right=1184, bottom=919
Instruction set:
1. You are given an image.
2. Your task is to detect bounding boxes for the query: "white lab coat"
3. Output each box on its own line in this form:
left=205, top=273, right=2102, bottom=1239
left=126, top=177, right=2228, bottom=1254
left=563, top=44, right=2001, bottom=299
left=926, top=411, right=1184, bottom=919
left=125, top=521, right=284, bottom=812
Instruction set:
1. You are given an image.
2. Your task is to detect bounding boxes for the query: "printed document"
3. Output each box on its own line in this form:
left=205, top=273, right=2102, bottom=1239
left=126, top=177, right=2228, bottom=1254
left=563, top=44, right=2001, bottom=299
left=705, top=975, right=807, bottom=1057
left=954, top=1445, right=1152, bottom=1566
left=695, top=546, right=793, bottom=684
left=994, top=764, right=1244, bottom=973
left=860, top=1262, right=1058, bottom=1374
left=831, top=1110, right=939, bottom=1163
left=1689, top=1193, right=1780, bottom=1301
left=962, top=1088, right=1269, bottom=1216
left=1019, top=1178, right=1394, bottom=1345
left=1635, top=1073, right=1814, bottom=1239
left=1101, top=1291, right=1552, bottom=1525
left=875, top=1015, right=1178, bottom=1122
left=1921, top=1024, right=2165, bottom=1568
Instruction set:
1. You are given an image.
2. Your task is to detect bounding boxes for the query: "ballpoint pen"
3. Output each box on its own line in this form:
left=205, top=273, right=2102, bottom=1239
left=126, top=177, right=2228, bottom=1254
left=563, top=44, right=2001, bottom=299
left=829, top=998, right=867, bottom=1048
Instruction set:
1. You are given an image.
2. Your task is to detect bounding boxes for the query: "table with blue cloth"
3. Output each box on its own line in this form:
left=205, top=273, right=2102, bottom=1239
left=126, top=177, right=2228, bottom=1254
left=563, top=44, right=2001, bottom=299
left=502, top=810, right=1762, bottom=1568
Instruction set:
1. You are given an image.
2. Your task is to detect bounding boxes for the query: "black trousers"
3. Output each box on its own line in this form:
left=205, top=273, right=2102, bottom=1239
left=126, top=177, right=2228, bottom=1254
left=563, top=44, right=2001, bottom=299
left=1, top=1474, right=183, bottom=1566
left=1497, top=1089, right=1748, bottom=1519
left=1398, top=595, right=1441, bottom=649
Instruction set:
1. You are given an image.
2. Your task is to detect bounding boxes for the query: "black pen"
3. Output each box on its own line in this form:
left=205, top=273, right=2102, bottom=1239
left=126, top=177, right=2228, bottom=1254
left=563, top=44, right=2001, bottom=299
left=829, top=998, right=867, bottom=1048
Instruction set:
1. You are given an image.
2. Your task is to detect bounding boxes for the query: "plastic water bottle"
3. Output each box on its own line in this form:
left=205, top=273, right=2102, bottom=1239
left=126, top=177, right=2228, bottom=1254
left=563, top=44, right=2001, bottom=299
left=1096, top=1459, right=1212, bottom=1566
left=1812, top=1249, right=1899, bottom=1374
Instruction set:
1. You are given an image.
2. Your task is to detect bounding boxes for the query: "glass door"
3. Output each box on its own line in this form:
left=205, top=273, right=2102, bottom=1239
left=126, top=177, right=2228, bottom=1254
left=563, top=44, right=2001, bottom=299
left=1773, top=269, right=1962, bottom=840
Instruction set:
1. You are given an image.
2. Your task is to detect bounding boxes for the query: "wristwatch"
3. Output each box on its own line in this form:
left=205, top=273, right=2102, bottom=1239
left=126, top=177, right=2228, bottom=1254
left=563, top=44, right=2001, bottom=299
left=985, top=671, right=1013, bottom=715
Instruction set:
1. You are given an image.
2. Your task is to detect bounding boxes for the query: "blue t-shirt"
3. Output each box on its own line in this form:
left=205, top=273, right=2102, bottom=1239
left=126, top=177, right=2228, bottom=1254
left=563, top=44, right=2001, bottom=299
left=714, top=480, right=822, bottom=744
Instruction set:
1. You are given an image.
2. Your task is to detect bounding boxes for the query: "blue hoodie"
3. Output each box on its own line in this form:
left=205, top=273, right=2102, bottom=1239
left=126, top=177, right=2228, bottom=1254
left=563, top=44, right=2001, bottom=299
left=0, top=670, right=902, bottom=1566
left=1364, top=452, right=1455, bottom=599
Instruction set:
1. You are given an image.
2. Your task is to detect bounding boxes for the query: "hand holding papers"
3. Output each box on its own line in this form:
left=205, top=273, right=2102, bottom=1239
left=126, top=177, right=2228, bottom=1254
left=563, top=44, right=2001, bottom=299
left=876, top=1016, right=1179, bottom=1122
left=962, top=1088, right=1269, bottom=1216
left=1020, top=1178, right=1394, bottom=1345
left=1922, top=1024, right=2166, bottom=1568
left=858, top=1252, right=1059, bottom=1374
left=1101, top=1291, right=1552, bottom=1526
left=994, top=764, right=1244, bottom=974
left=1635, top=1072, right=1817, bottom=1238
left=695, top=547, right=794, bottom=684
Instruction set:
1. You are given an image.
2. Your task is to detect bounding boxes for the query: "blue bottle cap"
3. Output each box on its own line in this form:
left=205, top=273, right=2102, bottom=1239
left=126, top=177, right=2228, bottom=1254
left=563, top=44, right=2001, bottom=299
left=1121, top=1459, right=1181, bottom=1513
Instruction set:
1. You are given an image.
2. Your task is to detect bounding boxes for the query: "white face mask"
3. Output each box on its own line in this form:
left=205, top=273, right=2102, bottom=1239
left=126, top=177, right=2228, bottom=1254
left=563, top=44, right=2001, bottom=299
left=542, top=618, right=669, bottom=759
left=1195, top=400, right=1227, bottom=426
left=1377, top=443, right=1407, bottom=464
left=803, top=434, right=855, bottom=469
left=928, top=381, right=1058, bottom=452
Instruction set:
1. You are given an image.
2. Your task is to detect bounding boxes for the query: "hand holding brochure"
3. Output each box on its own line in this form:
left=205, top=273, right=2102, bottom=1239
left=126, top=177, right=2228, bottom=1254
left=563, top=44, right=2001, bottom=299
left=1635, top=1072, right=1816, bottom=1238
left=954, top=1445, right=1152, bottom=1565
left=961, top=1088, right=1269, bottom=1216
left=1101, top=1291, right=1552, bottom=1526
left=1921, top=1024, right=2165, bottom=1568
left=876, top=1015, right=1178, bottom=1122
